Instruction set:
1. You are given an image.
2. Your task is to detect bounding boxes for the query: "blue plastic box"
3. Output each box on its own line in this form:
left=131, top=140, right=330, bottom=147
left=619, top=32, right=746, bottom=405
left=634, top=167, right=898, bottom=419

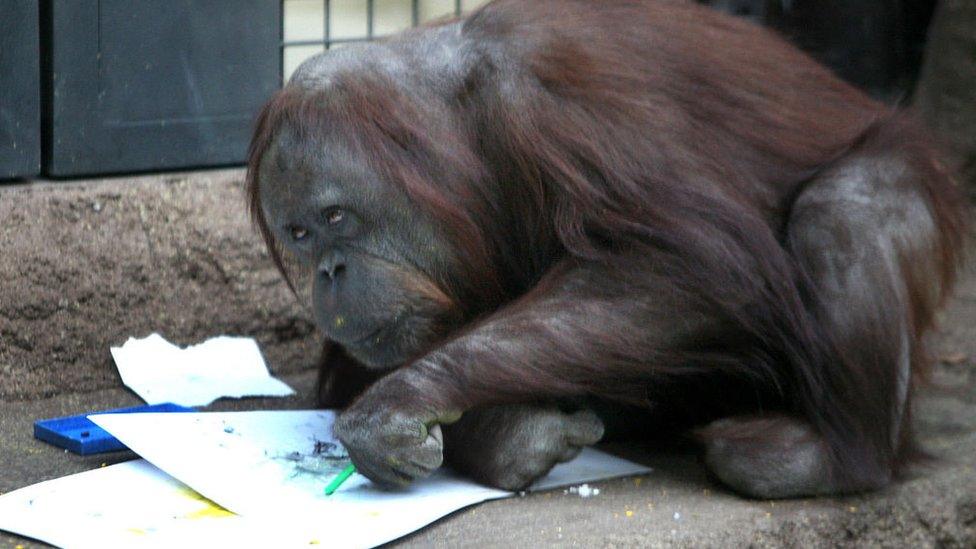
left=34, top=403, right=194, bottom=455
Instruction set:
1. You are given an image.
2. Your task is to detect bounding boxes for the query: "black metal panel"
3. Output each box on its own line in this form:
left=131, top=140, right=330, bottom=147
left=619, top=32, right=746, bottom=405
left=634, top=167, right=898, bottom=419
left=698, top=0, right=776, bottom=23
left=0, top=0, right=41, bottom=180
left=699, top=0, right=937, bottom=100
left=771, top=0, right=907, bottom=98
left=44, top=0, right=281, bottom=177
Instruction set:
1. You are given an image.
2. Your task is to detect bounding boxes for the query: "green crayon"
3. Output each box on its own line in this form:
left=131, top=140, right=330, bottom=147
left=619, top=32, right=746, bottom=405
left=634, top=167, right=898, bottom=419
left=324, top=463, right=357, bottom=496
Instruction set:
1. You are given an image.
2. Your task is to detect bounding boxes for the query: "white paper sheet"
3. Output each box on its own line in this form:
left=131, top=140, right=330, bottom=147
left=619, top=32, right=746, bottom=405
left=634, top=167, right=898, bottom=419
left=0, top=460, right=322, bottom=549
left=110, top=333, right=295, bottom=407
left=91, top=410, right=651, bottom=548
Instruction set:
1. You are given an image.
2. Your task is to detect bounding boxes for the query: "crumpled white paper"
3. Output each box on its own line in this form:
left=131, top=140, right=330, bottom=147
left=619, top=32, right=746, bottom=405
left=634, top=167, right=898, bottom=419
left=110, top=333, right=295, bottom=407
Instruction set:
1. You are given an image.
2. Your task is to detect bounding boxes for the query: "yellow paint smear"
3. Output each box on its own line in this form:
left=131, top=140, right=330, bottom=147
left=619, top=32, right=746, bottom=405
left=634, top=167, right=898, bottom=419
left=125, top=528, right=148, bottom=536
left=176, top=486, right=235, bottom=520
left=185, top=505, right=236, bottom=520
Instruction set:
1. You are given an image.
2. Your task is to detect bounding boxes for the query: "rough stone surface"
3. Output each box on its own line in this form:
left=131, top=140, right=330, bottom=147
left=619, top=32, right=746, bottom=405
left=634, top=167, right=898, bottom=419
left=0, top=169, right=320, bottom=401
left=0, top=171, right=974, bottom=547
left=915, top=0, right=976, bottom=193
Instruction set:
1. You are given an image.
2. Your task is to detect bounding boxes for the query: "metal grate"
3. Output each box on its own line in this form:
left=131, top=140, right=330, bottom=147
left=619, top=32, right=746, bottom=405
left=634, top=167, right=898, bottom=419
left=282, top=0, right=463, bottom=49
left=281, top=0, right=479, bottom=82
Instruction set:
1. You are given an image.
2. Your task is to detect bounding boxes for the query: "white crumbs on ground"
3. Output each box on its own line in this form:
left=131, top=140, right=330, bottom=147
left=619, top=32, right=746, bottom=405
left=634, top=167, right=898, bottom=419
left=564, top=484, right=601, bottom=498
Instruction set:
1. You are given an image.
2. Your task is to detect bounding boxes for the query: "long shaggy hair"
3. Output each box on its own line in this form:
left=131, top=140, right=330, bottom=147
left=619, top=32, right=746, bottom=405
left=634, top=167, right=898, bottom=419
left=247, top=0, right=969, bottom=489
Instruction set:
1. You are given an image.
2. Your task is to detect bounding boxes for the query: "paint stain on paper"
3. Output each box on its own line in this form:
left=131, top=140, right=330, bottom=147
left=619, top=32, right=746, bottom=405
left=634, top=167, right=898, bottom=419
left=272, top=440, right=351, bottom=480
left=177, top=487, right=234, bottom=519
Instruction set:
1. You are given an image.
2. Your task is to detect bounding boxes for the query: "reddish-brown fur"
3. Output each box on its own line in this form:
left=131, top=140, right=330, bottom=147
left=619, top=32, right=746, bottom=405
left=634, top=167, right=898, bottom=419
left=247, top=0, right=968, bottom=493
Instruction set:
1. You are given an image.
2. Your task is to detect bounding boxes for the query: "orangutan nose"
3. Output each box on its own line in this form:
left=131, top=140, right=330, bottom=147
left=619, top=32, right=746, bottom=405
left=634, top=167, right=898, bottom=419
left=318, top=251, right=346, bottom=280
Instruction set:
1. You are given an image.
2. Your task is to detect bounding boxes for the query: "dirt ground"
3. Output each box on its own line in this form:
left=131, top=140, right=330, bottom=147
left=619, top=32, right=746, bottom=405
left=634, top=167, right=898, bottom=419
left=0, top=170, right=319, bottom=401
left=0, top=171, right=974, bottom=547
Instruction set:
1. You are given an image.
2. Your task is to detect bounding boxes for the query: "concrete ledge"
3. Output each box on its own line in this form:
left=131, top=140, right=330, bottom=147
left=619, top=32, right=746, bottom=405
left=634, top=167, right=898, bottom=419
left=0, top=169, right=319, bottom=400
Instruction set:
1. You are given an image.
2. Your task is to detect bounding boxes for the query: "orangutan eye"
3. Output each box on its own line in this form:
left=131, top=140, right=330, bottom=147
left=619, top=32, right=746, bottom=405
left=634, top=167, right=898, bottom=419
left=324, top=207, right=345, bottom=226
left=289, top=225, right=309, bottom=241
